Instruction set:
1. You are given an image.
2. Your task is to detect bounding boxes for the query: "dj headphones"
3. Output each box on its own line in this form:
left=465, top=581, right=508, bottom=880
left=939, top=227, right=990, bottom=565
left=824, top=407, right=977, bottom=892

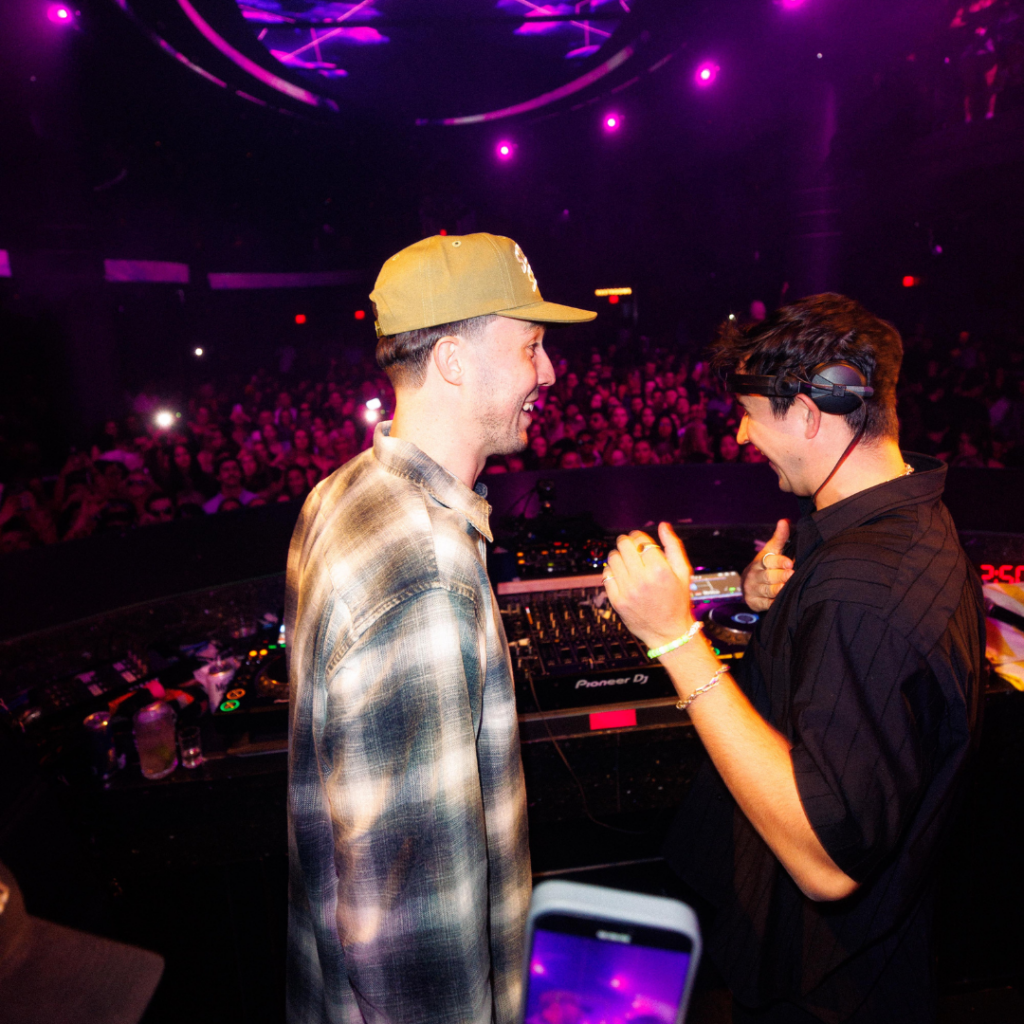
left=727, top=361, right=874, bottom=416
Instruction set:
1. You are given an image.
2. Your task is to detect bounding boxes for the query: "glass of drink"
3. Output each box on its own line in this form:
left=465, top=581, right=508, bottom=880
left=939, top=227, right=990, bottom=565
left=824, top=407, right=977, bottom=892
left=133, top=702, right=178, bottom=780
left=179, top=725, right=203, bottom=769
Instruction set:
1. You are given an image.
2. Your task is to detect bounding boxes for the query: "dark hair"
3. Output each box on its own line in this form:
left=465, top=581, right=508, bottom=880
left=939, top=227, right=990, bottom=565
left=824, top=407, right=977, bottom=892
left=375, top=315, right=495, bottom=388
left=215, top=454, right=241, bottom=476
left=710, top=293, right=902, bottom=442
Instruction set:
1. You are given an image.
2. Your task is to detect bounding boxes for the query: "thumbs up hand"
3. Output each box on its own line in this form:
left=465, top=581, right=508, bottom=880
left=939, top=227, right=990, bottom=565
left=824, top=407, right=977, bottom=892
left=742, top=519, right=794, bottom=612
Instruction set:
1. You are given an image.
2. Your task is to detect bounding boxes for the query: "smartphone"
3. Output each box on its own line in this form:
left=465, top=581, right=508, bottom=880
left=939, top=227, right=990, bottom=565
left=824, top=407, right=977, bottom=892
left=521, top=880, right=701, bottom=1024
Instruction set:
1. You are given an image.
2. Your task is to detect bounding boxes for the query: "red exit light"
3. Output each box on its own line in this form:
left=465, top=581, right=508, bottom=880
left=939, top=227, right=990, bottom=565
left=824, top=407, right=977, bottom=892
left=608, top=294, right=620, bottom=304
left=294, top=313, right=307, bottom=324
left=354, top=309, right=366, bottom=320
left=902, top=276, right=920, bottom=288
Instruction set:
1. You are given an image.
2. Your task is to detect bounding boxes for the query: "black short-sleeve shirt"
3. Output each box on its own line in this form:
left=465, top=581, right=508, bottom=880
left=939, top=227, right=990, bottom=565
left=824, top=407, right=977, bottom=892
left=664, top=454, right=985, bottom=1022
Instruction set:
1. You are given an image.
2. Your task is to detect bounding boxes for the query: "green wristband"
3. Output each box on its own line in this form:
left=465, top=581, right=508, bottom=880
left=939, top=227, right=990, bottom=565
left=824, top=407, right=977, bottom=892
left=647, top=620, right=703, bottom=659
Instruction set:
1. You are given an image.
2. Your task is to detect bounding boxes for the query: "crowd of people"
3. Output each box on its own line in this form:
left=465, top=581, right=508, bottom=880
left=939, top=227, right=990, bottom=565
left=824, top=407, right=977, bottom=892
left=1, top=322, right=1023, bottom=556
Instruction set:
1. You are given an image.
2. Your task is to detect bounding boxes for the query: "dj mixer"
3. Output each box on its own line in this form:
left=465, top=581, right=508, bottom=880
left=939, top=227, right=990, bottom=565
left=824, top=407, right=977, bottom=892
left=499, top=568, right=759, bottom=722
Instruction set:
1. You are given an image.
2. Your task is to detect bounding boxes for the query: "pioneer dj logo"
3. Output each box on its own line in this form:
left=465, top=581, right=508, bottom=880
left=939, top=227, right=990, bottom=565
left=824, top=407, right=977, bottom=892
left=575, top=673, right=649, bottom=689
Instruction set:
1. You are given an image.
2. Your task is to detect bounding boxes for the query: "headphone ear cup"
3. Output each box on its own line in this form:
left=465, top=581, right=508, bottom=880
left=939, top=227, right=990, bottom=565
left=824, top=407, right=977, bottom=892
left=812, top=390, right=862, bottom=415
left=807, top=362, right=868, bottom=415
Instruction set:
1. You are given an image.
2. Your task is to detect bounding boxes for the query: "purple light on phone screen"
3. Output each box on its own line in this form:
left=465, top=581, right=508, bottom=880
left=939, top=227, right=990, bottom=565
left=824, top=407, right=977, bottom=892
left=526, top=928, right=690, bottom=1021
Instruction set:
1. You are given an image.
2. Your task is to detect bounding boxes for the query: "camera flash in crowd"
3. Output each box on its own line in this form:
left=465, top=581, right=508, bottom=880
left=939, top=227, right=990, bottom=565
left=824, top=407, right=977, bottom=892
left=154, top=410, right=174, bottom=430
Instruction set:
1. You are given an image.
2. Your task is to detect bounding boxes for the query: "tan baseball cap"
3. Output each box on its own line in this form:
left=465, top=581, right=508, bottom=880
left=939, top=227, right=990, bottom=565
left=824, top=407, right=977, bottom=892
left=370, top=233, right=597, bottom=337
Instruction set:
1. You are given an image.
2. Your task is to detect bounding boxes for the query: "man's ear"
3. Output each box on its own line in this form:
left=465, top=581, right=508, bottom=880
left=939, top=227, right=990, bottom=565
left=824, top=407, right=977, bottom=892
left=794, top=393, right=822, bottom=439
left=433, top=335, right=465, bottom=386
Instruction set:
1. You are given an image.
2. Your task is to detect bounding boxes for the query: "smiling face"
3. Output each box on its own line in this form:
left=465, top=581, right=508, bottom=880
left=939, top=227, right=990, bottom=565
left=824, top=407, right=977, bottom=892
left=735, top=394, right=812, bottom=493
left=468, top=317, right=555, bottom=457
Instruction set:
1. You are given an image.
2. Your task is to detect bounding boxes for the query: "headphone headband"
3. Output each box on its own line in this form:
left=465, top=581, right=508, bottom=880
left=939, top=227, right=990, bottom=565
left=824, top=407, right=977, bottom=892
left=727, top=362, right=874, bottom=415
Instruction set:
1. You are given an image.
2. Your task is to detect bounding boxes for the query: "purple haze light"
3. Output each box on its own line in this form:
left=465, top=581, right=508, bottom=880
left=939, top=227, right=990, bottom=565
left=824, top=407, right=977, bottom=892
left=497, top=141, right=514, bottom=160
left=47, top=4, right=73, bottom=23
left=695, top=61, right=719, bottom=87
left=779, top=0, right=808, bottom=9
left=604, top=113, right=620, bottom=131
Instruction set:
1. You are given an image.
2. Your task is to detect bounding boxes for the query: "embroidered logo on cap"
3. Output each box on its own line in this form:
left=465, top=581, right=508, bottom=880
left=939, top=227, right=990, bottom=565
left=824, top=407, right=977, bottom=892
left=513, top=244, right=538, bottom=293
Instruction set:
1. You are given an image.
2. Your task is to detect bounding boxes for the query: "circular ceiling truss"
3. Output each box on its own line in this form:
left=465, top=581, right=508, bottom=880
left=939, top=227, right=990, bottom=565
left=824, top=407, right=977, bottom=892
left=112, top=0, right=685, bottom=125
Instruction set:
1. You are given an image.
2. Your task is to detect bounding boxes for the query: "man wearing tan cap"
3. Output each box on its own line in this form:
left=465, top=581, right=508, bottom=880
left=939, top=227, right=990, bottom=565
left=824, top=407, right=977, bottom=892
left=285, top=233, right=595, bottom=1024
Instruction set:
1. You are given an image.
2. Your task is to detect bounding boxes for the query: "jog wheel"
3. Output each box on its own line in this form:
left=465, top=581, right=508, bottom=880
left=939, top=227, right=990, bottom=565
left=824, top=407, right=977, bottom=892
left=705, top=602, right=760, bottom=646
left=254, top=651, right=289, bottom=699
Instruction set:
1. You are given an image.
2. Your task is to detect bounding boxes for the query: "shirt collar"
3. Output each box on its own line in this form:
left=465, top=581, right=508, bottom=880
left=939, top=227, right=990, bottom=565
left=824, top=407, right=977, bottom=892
left=372, top=421, right=493, bottom=542
left=793, top=452, right=946, bottom=562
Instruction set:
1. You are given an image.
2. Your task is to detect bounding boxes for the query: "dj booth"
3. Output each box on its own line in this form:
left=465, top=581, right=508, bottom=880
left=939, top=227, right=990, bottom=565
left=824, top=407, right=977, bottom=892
left=1, top=463, right=1022, bottom=1022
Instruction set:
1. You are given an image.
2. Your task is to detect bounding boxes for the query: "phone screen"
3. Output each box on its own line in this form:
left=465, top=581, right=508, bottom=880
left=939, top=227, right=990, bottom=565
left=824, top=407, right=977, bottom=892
left=525, top=912, right=694, bottom=1024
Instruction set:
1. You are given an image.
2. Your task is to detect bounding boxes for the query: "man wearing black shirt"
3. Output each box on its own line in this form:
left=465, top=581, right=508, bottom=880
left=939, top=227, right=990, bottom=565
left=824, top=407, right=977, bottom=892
left=604, top=295, right=985, bottom=1023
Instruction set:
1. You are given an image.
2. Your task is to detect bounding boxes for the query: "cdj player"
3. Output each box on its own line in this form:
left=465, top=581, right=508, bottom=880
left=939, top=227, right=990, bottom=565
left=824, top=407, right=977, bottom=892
left=211, top=640, right=290, bottom=754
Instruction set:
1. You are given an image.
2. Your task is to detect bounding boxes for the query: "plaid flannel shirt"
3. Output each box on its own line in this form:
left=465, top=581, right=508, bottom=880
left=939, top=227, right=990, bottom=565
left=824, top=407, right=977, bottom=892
left=285, top=422, right=532, bottom=1024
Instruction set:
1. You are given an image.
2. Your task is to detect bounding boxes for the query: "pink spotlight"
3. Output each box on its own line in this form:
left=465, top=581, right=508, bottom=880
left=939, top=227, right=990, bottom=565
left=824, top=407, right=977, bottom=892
left=779, top=0, right=808, bottom=9
left=695, top=62, right=719, bottom=87
left=47, top=4, right=73, bottom=23
left=496, top=141, right=514, bottom=161
left=604, top=113, right=620, bottom=131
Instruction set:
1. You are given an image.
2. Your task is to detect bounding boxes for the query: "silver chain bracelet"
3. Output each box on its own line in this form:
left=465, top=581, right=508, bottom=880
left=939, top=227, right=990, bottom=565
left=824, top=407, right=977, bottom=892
left=676, top=666, right=728, bottom=712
